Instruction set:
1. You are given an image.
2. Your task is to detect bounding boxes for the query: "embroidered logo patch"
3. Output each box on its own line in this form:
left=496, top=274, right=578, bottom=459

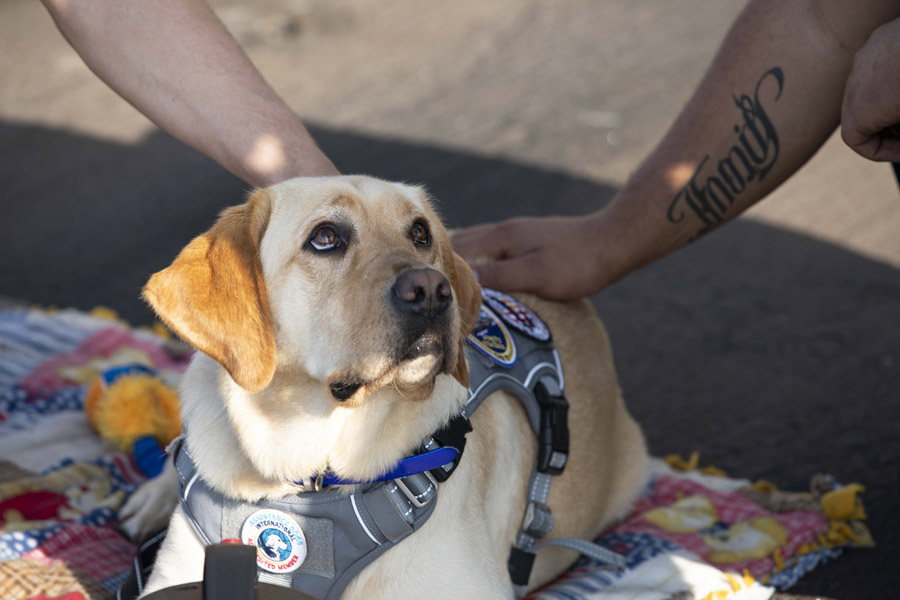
left=482, top=288, right=551, bottom=342
left=467, top=305, right=517, bottom=366
left=241, top=509, right=307, bottom=573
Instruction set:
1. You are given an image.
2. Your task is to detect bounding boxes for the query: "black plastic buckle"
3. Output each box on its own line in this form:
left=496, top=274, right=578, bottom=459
left=118, top=529, right=168, bottom=599
left=535, top=382, right=569, bottom=475
left=507, top=546, right=537, bottom=587
left=428, top=414, right=473, bottom=482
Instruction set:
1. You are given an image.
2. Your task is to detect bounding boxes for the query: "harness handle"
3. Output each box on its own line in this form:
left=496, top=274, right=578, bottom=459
left=203, top=543, right=257, bottom=600
left=140, top=543, right=320, bottom=600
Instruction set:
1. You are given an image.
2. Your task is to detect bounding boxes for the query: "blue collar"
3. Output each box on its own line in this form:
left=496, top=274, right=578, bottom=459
left=290, top=445, right=459, bottom=488
left=289, top=414, right=473, bottom=490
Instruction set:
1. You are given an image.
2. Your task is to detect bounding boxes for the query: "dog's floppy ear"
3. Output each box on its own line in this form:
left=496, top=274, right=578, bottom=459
left=446, top=249, right=482, bottom=388
left=143, top=190, right=276, bottom=393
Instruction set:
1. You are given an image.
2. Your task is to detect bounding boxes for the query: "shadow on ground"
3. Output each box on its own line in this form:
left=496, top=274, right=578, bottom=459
left=2, top=121, right=898, bottom=598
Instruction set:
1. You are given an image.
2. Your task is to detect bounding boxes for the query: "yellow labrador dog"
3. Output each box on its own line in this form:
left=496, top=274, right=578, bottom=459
left=123, top=176, right=647, bottom=598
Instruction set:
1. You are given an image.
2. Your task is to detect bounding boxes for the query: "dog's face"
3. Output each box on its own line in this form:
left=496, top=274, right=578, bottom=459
left=144, top=176, right=481, bottom=405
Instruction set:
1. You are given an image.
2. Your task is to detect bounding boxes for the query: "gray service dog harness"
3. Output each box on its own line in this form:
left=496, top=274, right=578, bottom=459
left=172, top=288, right=625, bottom=599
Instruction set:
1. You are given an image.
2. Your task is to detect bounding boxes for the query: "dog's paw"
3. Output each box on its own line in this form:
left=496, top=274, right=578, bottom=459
left=119, top=458, right=179, bottom=541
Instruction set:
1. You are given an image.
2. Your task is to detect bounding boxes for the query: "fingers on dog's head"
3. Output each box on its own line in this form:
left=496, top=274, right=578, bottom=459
left=143, top=189, right=276, bottom=393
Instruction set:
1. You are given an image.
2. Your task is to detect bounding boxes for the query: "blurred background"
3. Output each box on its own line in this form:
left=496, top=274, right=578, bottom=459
left=1, top=0, right=898, bottom=596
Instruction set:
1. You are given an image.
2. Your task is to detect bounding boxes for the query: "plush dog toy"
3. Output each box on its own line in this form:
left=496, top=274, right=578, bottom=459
left=85, top=364, right=182, bottom=477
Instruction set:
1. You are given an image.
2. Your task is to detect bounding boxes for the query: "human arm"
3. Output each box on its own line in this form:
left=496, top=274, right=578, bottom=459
left=41, top=0, right=337, bottom=187
left=841, top=16, right=900, bottom=162
left=453, top=0, right=900, bottom=300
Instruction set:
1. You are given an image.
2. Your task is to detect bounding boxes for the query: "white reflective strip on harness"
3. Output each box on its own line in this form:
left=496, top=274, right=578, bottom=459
left=522, top=361, right=560, bottom=391
left=463, top=369, right=549, bottom=434
left=552, top=349, right=565, bottom=392
left=350, top=494, right=382, bottom=545
left=183, top=472, right=199, bottom=502
left=529, top=471, right=552, bottom=506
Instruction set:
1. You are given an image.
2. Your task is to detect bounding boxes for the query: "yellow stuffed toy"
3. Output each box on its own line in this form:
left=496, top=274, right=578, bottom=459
left=85, top=364, right=182, bottom=477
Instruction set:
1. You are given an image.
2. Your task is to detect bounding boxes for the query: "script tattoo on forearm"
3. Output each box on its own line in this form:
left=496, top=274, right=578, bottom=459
left=667, top=67, right=784, bottom=238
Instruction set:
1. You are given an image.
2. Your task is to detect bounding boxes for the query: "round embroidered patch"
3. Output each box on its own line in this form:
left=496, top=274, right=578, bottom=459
left=467, top=305, right=517, bottom=366
left=482, top=288, right=551, bottom=342
left=241, top=509, right=307, bottom=574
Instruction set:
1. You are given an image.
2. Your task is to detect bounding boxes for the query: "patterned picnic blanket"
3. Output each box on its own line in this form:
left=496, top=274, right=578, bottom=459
left=0, top=307, right=872, bottom=600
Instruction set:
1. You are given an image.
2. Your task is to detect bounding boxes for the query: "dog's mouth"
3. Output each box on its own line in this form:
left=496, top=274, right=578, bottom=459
left=394, top=330, right=448, bottom=377
left=402, top=333, right=444, bottom=361
left=328, top=332, right=451, bottom=402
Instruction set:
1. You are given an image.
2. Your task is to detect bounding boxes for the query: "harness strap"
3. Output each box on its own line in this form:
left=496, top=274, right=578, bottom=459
left=171, top=435, right=439, bottom=600
left=172, top=436, right=212, bottom=546
left=509, top=538, right=625, bottom=598
left=505, top=376, right=625, bottom=597
left=361, top=482, right=414, bottom=541
left=533, top=538, right=626, bottom=572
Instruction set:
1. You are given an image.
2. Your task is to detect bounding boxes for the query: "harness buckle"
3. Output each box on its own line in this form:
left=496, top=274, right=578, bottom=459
left=395, top=470, right=438, bottom=508
left=426, top=414, right=472, bottom=482
left=535, top=381, right=569, bottom=475
left=521, top=501, right=555, bottom=539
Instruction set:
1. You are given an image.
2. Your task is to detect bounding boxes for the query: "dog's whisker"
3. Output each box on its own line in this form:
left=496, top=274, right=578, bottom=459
left=390, top=380, right=414, bottom=403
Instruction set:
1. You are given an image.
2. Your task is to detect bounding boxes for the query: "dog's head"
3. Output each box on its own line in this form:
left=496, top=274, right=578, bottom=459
left=144, top=176, right=481, bottom=405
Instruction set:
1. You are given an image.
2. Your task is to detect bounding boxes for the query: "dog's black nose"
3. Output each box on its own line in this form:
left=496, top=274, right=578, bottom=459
left=391, top=268, right=452, bottom=317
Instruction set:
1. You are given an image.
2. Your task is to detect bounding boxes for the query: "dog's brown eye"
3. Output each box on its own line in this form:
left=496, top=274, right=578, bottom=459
left=410, top=221, right=431, bottom=246
left=309, top=225, right=341, bottom=252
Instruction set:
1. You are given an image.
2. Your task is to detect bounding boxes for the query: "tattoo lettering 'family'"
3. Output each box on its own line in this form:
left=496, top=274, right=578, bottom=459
left=667, top=67, right=784, bottom=237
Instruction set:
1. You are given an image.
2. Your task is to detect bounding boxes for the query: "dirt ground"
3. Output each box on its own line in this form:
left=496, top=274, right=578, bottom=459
left=1, top=1, right=898, bottom=597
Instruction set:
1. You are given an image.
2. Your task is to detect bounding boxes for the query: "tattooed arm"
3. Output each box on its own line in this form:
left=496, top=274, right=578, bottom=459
left=453, top=0, right=900, bottom=300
